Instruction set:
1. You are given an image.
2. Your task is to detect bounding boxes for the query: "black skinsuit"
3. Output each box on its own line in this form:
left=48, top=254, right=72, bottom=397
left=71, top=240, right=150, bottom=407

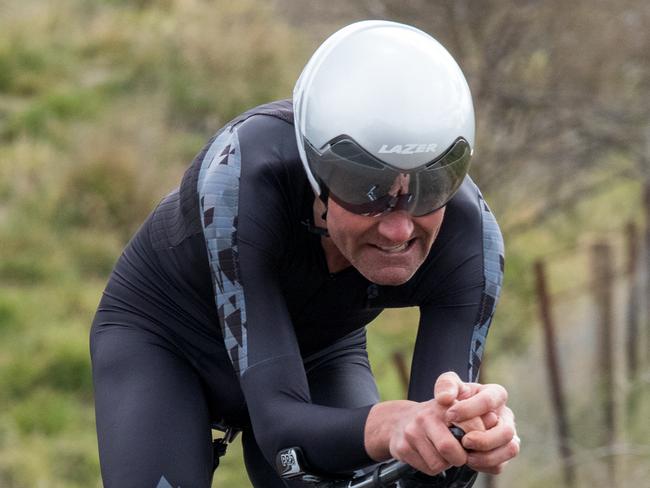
left=90, top=100, right=504, bottom=487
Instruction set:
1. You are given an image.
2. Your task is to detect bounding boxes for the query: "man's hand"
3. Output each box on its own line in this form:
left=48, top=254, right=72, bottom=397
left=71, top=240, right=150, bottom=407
left=439, top=373, right=520, bottom=474
left=365, top=398, right=470, bottom=476
left=364, top=372, right=519, bottom=477
left=364, top=373, right=485, bottom=476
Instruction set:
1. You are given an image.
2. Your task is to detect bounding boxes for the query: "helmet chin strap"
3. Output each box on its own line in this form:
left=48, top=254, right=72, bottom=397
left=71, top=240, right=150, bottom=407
left=302, top=220, right=329, bottom=237
left=301, top=183, right=330, bottom=237
left=319, top=183, right=329, bottom=209
left=318, top=182, right=330, bottom=221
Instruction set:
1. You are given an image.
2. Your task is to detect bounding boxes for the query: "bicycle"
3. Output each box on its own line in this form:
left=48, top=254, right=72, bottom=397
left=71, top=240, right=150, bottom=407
left=275, top=427, right=478, bottom=488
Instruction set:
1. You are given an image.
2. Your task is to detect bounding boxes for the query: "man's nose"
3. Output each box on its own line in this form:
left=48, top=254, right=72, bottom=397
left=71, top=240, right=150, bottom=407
left=376, top=210, right=414, bottom=243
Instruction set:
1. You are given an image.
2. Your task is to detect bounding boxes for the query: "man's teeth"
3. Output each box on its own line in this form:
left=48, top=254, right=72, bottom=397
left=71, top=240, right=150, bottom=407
left=378, top=242, right=409, bottom=253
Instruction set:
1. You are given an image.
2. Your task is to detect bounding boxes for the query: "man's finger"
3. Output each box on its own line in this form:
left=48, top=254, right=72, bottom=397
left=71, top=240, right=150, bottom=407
left=392, top=433, right=449, bottom=477
left=453, top=415, right=486, bottom=436
left=475, top=461, right=509, bottom=475
left=481, top=411, right=499, bottom=430
left=466, top=437, right=520, bottom=470
left=433, top=371, right=463, bottom=405
left=406, top=429, right=452, bottom=475
left=446, top=384, right=508, bottom=422
left=462, top=417, right=515, bottom=452
left=457, top=382, right=481, bottom=400
left=424, top=414, right=468, bottom=467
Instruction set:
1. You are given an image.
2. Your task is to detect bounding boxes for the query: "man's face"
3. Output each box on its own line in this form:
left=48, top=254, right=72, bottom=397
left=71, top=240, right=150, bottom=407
left=326, top=198, right=446, bottom=286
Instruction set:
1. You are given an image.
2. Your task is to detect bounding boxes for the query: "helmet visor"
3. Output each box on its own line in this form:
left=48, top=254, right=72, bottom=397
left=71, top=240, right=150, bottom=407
left=304, top=137, right=471, bottom=217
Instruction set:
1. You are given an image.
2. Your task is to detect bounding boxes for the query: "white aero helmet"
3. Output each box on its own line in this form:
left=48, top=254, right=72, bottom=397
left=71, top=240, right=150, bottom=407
left=293, top=20, right=475, bottom=216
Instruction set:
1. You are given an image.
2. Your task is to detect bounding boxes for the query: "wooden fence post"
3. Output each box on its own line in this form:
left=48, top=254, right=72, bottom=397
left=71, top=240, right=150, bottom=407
left=392, top=351, right=410, bottom=398
left=644, top=182, right=650, bottom=366
left=534, top=260, right=576, bottom=487
left=591, top=241, right=617, bottom=484
left=625, top=221, right=640, bottom=380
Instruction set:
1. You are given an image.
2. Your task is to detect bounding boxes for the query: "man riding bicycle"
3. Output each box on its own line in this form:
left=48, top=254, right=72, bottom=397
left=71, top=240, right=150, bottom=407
left=90, top=20, right=519, bottom=487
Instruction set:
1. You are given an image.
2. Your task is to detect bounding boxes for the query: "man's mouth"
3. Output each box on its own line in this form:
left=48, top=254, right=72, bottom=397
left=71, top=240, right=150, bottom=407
left=374, top=238, right=415, bottom=254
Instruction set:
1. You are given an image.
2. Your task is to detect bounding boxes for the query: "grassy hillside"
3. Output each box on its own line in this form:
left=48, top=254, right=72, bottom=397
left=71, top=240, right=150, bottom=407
left=0, top=1, right=306, bottom=486
left=1, top=1, right=648, bottom=487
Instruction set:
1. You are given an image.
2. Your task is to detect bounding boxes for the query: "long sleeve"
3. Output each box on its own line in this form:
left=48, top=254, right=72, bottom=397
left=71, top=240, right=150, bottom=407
left=409, top=181, right=505, bottom=400
left=197, top=107, right=375, bottom=474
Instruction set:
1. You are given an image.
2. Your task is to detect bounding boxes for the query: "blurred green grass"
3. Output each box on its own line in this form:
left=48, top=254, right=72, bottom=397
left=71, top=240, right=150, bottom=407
left=1, top=0, right=648, bottom=487
left=0, top=1, right=307, bottom=485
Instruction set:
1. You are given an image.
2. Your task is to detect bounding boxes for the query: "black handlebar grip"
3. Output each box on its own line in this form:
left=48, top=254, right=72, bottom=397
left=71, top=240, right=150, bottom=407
left=449, top=425, right=466, bottom=443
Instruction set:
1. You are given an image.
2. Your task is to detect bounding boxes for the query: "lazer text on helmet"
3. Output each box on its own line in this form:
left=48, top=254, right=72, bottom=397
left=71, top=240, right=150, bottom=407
left=378, top=144, right=438, bottom=155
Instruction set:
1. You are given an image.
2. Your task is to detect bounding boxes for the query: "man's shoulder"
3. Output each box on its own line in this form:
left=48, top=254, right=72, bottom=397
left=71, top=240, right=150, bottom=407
left=444, top=177, right=488, bottom=227
left=190, top=99, right=301, bottom=186
left=229, top=98, right=294, bottom=130
left=228, top=99, right=299, bottom=167
left=198, top=99, right=296, bottom=164
left=417, top=178, right=499, bottom=276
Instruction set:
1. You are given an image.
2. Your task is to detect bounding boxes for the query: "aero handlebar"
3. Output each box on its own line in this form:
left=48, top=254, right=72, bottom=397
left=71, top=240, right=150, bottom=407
left=276, top=426, right=476, bottom=487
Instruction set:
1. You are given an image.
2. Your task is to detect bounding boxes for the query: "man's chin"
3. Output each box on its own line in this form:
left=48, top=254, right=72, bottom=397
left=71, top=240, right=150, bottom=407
left=357, top=266, right=417, bottom=286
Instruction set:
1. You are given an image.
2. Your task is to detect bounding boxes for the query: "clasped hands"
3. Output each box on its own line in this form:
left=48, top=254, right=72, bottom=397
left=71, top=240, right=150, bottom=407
left=367, top=371, right=520, bottom=477
left=394, top=372, right=519, bottom=476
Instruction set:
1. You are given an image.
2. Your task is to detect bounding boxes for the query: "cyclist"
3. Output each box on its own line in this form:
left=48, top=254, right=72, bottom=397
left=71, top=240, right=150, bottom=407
left=90, top=20, right=519, bottom=488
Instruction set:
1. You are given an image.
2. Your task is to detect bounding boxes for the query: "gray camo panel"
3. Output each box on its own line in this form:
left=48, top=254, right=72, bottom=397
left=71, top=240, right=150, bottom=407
left=197, top=127, right=248, bottom=376
left=469, top=193, right=504, bottom=382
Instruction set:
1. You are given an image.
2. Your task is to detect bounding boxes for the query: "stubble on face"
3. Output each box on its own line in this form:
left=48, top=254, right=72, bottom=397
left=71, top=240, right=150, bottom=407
left=323, top=199, right=445, bottom=286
